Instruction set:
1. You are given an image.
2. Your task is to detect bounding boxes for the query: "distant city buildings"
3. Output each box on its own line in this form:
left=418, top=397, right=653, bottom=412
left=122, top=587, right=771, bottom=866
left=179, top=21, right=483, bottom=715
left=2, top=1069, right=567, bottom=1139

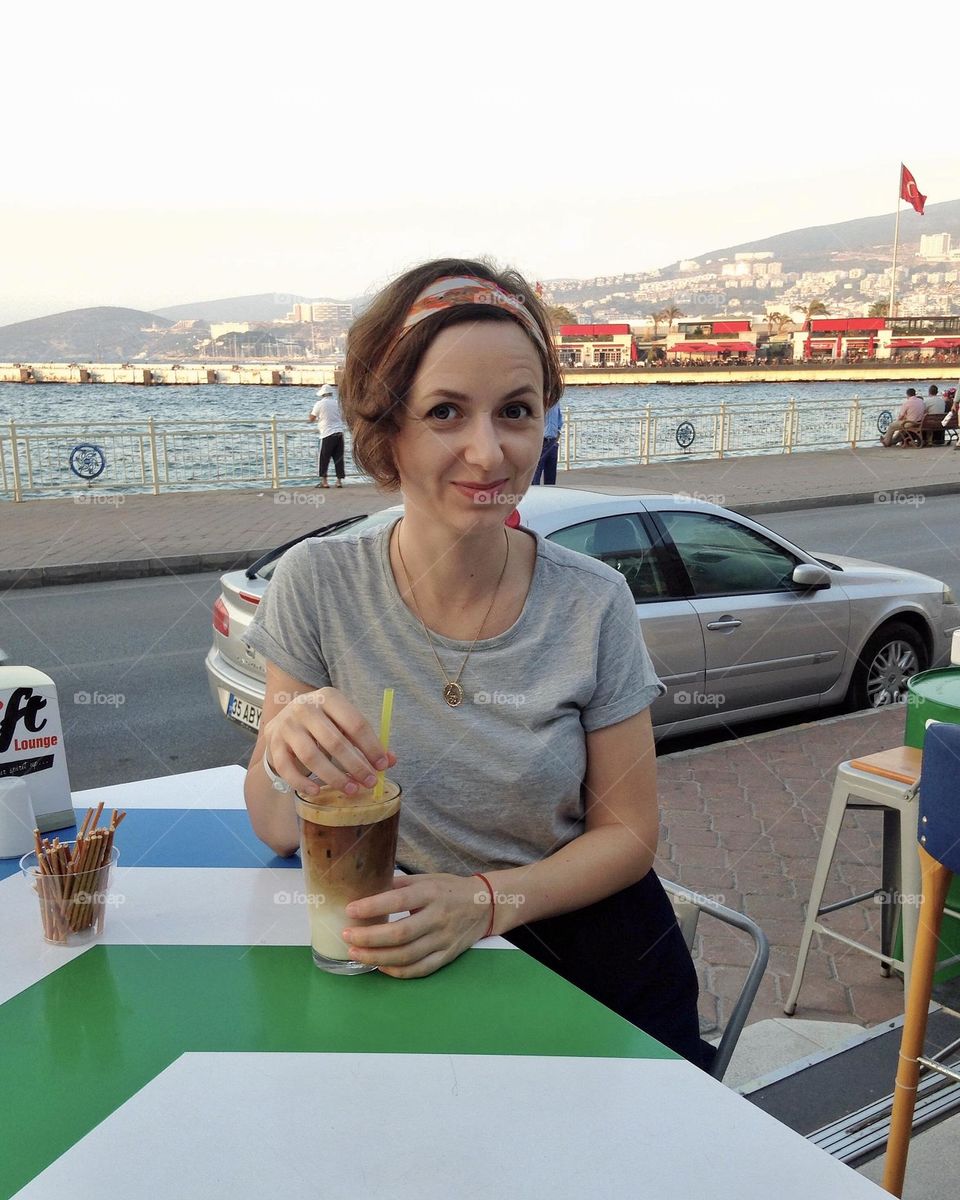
left=542, top=233, right=960, bottom=330
left=919, top=232, right=952, bottom=260
left=555, top=324, right=634, bottom=367
left=287, top=300, right=354, bottom=323
left=209, top=322, right=252, bottom=340
left=552, top=314, right=960, bottom=367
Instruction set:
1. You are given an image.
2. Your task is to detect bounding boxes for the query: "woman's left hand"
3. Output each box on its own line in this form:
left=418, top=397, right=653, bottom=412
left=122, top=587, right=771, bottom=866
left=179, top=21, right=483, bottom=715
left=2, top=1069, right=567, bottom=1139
left=342, top=875, right=492, bottom=978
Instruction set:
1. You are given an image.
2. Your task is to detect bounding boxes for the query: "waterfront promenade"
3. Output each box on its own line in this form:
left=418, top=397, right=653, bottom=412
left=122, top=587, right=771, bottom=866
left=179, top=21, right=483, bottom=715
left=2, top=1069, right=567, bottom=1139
left=2, top=442, right=959, bottom=588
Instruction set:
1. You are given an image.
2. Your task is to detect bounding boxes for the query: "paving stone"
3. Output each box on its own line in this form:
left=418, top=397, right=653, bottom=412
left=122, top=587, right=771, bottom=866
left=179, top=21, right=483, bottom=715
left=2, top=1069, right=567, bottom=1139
left=849, top=984, right=907, bottom=1026
left=744, top=894, right=807, bottom=922
left=670, top=865, right=738, bottom=895
left=671, top=844, right=729, bottom=868
left=660, top=809, right=713, bottom=828
left=665, top=827, right=721, bottom=848
left=779, top=974, right=851, bottom=1017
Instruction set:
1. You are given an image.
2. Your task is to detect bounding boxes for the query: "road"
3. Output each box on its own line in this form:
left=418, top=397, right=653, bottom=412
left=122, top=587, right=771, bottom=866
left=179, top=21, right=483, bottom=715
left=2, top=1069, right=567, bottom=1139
left=2, top=572, right=253, bottom=790
left=2, top=496, right=957, bottom=789
left=757, top=496, right=960, bottom=600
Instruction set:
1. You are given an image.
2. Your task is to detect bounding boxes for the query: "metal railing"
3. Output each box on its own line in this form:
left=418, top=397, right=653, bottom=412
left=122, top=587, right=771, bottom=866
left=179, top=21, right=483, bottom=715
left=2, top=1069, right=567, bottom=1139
left=558, top=396, right=895, bottom=471
left=0, top=397, right=901, bottom=501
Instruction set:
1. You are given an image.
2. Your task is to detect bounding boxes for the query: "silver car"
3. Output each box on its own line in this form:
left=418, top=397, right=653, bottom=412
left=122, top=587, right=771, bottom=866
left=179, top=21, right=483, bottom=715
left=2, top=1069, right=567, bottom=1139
left=205, top=488, right=959, bottom=738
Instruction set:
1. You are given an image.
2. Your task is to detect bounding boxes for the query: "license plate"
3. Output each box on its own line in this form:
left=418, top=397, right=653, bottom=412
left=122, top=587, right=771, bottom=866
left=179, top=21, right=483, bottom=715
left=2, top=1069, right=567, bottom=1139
left=227, top=693, right=262, bottom=732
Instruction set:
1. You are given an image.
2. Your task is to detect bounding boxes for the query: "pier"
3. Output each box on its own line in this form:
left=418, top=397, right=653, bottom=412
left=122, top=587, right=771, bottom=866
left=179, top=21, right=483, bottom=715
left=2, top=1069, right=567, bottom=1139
left=2, top=362, right=959, bottom=388
left=0, top=363, right=336, bottom=387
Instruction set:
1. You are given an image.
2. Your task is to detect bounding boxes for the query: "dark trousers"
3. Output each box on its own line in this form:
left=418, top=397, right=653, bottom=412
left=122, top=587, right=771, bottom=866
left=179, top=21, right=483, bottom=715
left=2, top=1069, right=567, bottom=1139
left=532, top=437, right=559, bottom=485
left=506, top=870, right=715, bottom=1071
left=318, top=433, right=345, bottom=480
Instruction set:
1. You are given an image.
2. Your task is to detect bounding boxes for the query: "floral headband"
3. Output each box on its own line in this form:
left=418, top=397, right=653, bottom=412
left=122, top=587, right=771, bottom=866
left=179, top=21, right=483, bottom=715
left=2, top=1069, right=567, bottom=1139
left=391, top=275, right=548, bottom=356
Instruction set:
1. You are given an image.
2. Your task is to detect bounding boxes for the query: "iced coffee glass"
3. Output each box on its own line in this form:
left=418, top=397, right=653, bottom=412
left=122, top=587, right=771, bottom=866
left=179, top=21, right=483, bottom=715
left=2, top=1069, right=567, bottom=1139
left=294, top=780, right=401, bottom=974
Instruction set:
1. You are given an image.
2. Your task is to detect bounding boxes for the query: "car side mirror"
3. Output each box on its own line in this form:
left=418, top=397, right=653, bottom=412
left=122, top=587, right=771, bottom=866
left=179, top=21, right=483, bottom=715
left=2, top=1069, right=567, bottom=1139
left=792, top=563, right=832, bottom=590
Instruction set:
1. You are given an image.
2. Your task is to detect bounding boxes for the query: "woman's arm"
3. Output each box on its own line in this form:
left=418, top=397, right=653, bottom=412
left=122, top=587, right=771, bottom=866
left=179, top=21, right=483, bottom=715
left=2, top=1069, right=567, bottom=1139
left=244, top=661, right=397, bottom=857
left=343, top=706, right=659, bottom=977
left=490, top=704, right=659, bottom=926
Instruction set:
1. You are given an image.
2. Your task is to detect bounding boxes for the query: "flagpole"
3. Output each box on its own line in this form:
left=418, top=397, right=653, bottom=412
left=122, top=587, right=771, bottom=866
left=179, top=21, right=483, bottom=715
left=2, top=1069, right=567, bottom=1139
left=889, top=164, right=903, bottom=319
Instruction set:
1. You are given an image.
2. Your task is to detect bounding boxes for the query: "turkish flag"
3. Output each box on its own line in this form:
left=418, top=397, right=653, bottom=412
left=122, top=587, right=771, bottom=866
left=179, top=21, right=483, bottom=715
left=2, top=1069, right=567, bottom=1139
left=900, top=164, right=926, bottom=215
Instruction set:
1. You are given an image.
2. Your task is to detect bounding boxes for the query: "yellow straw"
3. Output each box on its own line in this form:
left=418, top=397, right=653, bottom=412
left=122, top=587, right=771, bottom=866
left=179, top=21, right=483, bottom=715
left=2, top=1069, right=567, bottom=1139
left=374, top=687, right=395, bottom=800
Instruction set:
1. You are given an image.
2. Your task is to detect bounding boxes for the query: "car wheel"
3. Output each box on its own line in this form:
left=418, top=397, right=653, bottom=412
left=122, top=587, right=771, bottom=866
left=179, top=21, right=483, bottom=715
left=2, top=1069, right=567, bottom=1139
left=848, top=621, right=927, bottom=711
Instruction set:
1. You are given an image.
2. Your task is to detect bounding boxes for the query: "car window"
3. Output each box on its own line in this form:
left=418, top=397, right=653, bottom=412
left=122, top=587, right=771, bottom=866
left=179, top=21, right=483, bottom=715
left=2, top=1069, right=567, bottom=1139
left=547, top=514, right=672, bottom=603
left=658, top=511, right=800, bottom=596
left=257, top=509, right=399, bottom=580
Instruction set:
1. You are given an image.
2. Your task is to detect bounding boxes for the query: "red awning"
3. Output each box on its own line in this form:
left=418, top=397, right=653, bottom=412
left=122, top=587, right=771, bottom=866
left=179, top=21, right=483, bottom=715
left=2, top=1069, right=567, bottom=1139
left=927, top=338, right=960, bottom=349
left=716, top=342, right=756, bottom=353
left=891, top=338, right=924, bottom=347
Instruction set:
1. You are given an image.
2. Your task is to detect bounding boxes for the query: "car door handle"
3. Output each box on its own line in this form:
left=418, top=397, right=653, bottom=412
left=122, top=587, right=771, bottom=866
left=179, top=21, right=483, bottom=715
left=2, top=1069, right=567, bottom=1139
left=706, top=618, right=743, bottom=631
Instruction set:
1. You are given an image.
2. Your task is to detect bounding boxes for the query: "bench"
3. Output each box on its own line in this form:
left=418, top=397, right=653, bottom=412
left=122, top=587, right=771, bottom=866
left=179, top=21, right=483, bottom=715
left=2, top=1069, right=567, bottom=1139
left=899, top=413, right=957, bottom=448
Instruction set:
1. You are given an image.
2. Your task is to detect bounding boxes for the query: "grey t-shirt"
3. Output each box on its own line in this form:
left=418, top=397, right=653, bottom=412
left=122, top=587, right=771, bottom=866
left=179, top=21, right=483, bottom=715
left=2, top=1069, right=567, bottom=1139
left=245, top=519, right=664, bottom=877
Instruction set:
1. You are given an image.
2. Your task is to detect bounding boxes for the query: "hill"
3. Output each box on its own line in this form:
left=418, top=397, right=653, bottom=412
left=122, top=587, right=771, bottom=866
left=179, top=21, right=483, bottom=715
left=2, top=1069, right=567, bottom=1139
left=667, top=197, right=960, bottom=276
left=152, top=293, right=309, bottom=322
left=0, top=307, right=176, bottom=362
left=540, top=198, right=960, bottom=319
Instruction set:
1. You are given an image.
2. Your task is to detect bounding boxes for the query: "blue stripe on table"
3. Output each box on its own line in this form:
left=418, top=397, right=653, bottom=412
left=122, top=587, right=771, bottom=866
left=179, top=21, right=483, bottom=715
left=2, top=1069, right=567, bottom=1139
left=0, top=809, right=297, bottom=880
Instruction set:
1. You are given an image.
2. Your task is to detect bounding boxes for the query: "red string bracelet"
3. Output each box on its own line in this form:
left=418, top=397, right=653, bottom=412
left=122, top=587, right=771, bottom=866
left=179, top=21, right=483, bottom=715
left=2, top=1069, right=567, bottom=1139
left=473, top=872, right=496, bottom=939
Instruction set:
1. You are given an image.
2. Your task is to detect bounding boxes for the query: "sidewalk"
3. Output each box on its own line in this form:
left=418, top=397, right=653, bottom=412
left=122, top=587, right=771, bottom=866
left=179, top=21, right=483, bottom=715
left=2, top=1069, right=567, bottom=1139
left=657, top=702, right=910, bottom=1033
left=2, top=443, right=959, bottom=589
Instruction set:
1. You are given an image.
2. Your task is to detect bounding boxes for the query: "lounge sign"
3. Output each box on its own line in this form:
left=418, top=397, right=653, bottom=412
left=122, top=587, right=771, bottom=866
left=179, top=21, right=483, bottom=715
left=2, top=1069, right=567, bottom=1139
left=0, top=667, right=74, bottom=831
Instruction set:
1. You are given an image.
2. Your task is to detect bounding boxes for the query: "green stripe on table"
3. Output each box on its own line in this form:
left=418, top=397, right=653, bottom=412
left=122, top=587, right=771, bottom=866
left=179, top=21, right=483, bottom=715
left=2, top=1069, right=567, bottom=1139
left=0, top=945, right=673, bottom=1197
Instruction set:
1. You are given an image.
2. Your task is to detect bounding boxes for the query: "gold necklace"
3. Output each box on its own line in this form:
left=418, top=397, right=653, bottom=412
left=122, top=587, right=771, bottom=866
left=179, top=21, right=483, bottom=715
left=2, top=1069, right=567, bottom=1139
left=395, top=521, right=510, bottom=707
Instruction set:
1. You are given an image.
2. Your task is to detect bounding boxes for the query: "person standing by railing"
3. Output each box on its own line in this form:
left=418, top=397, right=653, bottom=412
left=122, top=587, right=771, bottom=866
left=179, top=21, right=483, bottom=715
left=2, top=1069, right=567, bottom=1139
left=308, top=383, right=346, bottom=487
left=532, top=401, right=562, bottom=485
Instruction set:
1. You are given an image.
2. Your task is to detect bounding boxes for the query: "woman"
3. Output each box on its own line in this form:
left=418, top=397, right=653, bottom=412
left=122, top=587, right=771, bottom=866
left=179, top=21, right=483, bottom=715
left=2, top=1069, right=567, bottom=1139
left=243, top=257, right=711, bottom=1068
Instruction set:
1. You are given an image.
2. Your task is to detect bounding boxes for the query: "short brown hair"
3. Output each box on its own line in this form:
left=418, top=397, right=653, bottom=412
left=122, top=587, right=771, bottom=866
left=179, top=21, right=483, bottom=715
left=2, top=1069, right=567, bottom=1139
left=341, top=257, right=563, bottom=490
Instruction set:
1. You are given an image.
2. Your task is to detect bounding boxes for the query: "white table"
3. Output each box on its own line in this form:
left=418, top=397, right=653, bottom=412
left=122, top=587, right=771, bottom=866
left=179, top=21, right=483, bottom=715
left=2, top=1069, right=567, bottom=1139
left=0, top=768, right=887, bottom=1198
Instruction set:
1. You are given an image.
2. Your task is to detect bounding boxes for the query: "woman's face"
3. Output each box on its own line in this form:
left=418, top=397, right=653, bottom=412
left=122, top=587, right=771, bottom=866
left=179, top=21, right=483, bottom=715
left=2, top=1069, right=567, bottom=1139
left=392, top=319, right=545, bottom=530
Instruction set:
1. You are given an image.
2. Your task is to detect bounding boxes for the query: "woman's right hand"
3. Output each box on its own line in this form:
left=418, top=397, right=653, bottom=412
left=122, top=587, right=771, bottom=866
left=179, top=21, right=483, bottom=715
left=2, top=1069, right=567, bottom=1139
left=261, top=677, right=396, bottom=797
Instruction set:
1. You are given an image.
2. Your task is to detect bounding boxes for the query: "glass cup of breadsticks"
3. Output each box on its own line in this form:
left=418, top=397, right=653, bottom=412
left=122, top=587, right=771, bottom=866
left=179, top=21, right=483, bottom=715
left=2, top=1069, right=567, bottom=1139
left=20, top=802, right=126, bottom=945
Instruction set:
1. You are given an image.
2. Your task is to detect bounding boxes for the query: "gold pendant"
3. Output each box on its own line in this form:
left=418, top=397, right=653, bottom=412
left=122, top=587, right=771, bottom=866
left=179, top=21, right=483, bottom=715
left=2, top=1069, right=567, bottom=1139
left=443, top=682, right=464, bottom=707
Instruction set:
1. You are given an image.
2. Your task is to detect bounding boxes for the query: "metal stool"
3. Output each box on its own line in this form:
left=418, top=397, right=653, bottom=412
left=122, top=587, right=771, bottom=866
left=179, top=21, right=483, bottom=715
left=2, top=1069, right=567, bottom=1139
left=784, top=748, right=922, bottom=1015
left=883, top=723, right=960, bottom=1196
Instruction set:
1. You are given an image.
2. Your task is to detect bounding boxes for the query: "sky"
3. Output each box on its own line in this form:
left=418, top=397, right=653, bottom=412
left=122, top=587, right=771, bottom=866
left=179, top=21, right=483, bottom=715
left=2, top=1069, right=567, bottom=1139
left=1, top=0, right=957, bottom=326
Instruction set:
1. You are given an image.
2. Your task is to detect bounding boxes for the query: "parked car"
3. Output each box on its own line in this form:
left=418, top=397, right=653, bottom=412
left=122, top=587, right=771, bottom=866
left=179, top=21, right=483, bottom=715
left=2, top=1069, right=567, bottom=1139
left=205, top=488, right=958, bottom=738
